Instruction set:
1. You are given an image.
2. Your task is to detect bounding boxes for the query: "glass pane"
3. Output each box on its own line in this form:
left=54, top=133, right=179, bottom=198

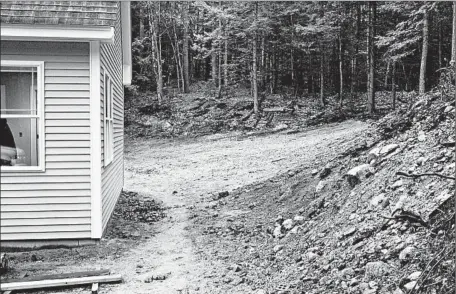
left=0, top=67, right=37, bottom=115
left=1, top=117, right=39, bottom=167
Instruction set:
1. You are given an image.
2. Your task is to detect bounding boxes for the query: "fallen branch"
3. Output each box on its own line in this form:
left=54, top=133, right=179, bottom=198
left=409, top=246, right=449, bottom=294
left=263, top=107, right=286, bottom=113
left=396, top=171, right=455, bottom=180
left=380, top=209, right=429, bottom=228
left=441, top=141, right=455, bottom=147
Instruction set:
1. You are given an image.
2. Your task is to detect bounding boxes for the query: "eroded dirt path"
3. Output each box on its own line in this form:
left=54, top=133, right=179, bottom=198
left=103, top=120, right=367, bottom=293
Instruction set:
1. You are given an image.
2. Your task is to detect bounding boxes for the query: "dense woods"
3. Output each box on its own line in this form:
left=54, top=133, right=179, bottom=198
left=130, top=1, right=456, bottom=114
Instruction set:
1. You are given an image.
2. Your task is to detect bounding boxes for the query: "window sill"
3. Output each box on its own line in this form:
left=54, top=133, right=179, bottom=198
left=1, top=166, right=46, bottom=175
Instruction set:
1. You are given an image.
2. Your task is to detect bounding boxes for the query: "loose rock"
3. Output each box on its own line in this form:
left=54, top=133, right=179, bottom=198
left=404, top=281, right=417, bottom=291
left=399, top=246, right=417, bottom=260
left=364, top=261, right=393, bottom=279
left=407, top=271, right=421, bottom=281
left=346, top=164, right=374, bottom=186
left=315, top=180, right=327, bottom=193
left=282, top=219, right=294, bottom=230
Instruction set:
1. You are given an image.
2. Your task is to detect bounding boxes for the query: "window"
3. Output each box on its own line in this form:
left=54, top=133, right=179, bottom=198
left=0, top=61, right=44, bottom=171
left=104, top=71, right=114, bottom=166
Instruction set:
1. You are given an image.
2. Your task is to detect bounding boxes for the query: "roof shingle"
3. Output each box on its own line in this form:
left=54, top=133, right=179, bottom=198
left=0, top=1, right=118, bottom=26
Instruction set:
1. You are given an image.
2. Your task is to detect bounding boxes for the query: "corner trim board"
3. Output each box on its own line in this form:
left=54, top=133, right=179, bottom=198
left=90, top=41, right=102, bottom=239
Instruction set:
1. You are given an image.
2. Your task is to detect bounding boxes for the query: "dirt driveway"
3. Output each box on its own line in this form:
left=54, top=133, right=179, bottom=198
left=3, top=120, right=367, bottom=294
left=105, top=120, right=367, bottom=293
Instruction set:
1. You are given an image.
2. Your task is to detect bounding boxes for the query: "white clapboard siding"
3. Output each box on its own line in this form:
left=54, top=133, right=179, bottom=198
left=45, top=120, right=91, bottom=127
left=46, top=98, right=90, bottom=106
left=1, top=175, right=91, bottom=184
left=1, top=203, right=91, bottom=212
left=1, top=210, right=91, bottom=219
left=100, top=8, right=124, bottom=232
left=1, top=197, right=90, bottom=205
left=46, top=112, right=90, bottom=120
left=45, top=69, right=90, bottom=77
left=2, top=231, right=91, bottom=240
left=0, top=41, right=92, bottom=241
left=45, top=91, right=89, bottom=98
left=45, top=105, right=91, bottom=113
left=46, top=140, right=90, bottom=148
left=1, top=190, right=91, bottom=198
left=2, top=183, right=91, bottom=191
left=2, top=217, right=90, bottom=227
left=1, top=224, right=91, bottom=234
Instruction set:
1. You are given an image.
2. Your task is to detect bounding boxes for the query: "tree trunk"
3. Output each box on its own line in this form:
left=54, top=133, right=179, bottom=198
left=290, top=15, right=295, bottom=85
left=261, top=36, right=265, bottom=89
left=367, top=1, right=376, bottom=114
left=392, top=61, right=396, bottom=110
left=148, top=3, right=163, bottom=101
left=419, top=7, right=429, bottom=95
left=351, top=3, right=361, bottom=94
left=354, top=3, right=361, bottom=93
left=182, top=2, right=190, bottom=93
left=320, top=47, right=326, bottom=107
left=439, top=19, right=442, bottom=69
left=384, top=60, right=390, bottom=89
left=224, top=33, right=228, bottom=87
left=157, top=11, right=163, bottom=101
left=218, top=1, right=222, bottom=93
left=211, top=42, right=217, bottom=87
left=139, top=6, right=145, bottom=39
left=253, top=2, right=259, bottom=115
left=452, top=2, right=456, bottom=62
left=172, top=16, right=184, bottom=92
left=308, top=51, right=313, bottom=94
left=338, top=3, right=343, bottom=108
left=339, top=35, right=343, bottom=108
left=402, top=63, right=409, bottom=92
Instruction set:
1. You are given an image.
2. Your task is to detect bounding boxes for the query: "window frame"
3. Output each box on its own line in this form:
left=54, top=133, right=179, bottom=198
left=0, top=60, right=45, bottom=172
left=103, top=70, right=114, bottom=166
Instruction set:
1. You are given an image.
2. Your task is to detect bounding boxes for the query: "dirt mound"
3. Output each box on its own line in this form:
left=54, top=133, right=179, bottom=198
left=190, top=91, right=455, bottom=293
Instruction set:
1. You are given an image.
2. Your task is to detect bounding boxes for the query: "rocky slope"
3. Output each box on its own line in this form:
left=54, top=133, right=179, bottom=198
left=190, top=91, right=455, bottom=294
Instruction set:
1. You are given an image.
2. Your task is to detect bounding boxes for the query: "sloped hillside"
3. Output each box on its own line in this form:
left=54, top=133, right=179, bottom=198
left=190, top=91, right=455, bottom=294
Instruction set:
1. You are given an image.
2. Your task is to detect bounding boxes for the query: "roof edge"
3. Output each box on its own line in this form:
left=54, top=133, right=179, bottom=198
left=1, top=24, right=114, bottom=43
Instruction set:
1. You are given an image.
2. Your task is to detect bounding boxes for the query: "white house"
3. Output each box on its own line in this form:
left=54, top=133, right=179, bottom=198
left=0, top=1, right=132, bottom=247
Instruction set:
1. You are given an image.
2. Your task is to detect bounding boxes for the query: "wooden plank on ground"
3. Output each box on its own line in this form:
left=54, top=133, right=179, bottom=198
left=2, top=269, right=110, bottom=284
left=0, top=274, right=122, bottom=291
left=263, top=107, right=286, bottom=113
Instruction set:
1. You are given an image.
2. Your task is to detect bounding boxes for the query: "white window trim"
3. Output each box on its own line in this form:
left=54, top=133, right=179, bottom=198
left=0, top=60, right=45, bottom=173
left=103, top=70, right=114, bottom=167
